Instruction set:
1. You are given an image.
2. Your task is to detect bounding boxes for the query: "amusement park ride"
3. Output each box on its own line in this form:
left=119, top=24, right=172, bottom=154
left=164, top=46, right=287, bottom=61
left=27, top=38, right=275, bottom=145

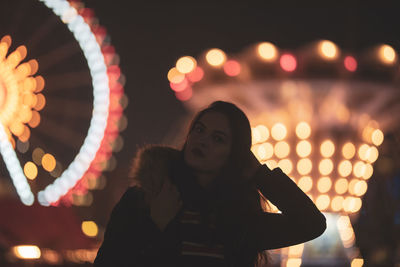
left=165, top=40, right=399, bottom=266
left=0, top=0, right=126, bottom=264
left=0, top=0, right=398, bottom=266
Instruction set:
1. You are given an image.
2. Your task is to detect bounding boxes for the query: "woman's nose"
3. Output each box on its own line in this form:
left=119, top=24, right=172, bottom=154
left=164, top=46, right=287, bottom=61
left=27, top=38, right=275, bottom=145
left=198, top=134, right=211, bottom=147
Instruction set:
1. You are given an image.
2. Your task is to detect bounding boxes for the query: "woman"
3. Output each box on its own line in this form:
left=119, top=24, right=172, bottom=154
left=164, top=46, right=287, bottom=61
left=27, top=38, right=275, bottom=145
left=94, top=101, right=326, bottom=266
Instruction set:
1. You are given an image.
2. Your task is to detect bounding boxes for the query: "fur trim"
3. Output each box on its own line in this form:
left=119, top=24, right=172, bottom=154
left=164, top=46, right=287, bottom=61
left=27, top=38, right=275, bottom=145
left=129, top=145, right=180, bottom=196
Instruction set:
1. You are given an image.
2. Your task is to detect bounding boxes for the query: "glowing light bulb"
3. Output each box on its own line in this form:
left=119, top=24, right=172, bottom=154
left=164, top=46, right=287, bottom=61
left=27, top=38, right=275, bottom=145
left=331, top=196, right=344, bottom=212
left=344, top=56, right=357, bottom=72
left=256, top=143, right=273, bottom=160
left=362, top=163, right=373, bottom=180
left=297, top=158, right=312, bottom=175
left=176, top=56, right=196, bottom=74
left=295, top=122, right=311, bottom=139
left=13, top=245, right=41, bottom=259
left=280, top=53, right=297, bottom=72
left=296, top=140, right=312, bottom=157
left=338, top=160, right=352, bottom=177
left=353, top=161, right=366, bottom=178
left=298, top=176, right=313, bottom=192
left=319, top=40, right=338, bottom=60
left=274, top=141, right=290, bottom=158
left=354, top=180, right=368, bottom=196
left=271, top=123, right=287, bottom=141
left=319, top=159, right=333, bottom=175
left=342, top=142, right=356, bottom=159
left=167, top=67, right=185, bottom=84
left=223, top=60, right=241, bottom=76
left=335, top=178, right=349, bottom=195
left=81, top=221, right=98, bottom=237
left=257, top=42, right=277, bottom=61
left=205, top=48, right=226, bottom=67
left=24, top=161, right=38, bottom=180
left=358, top=144, right=370, bottom=161
left=42, top=153, right=56, bottom=172
left=379, top=44, right=396, bottom=64
left=254, top=125, right=269, bottom=142
left=371, top=129, right=384, bottom=146
left=317, top=177, right=332, bottom=193
left=278, top=159, right=292, bottom=174
left=316, top=195, right=330, bottom=210
left=320, top=140, right=335, bottom=157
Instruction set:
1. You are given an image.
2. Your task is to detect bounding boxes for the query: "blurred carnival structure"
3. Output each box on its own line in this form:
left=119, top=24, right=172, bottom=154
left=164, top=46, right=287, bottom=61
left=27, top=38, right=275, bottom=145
left=0, top=0, right=126, bottom=265
left=165, top=41, right=400, bottom=266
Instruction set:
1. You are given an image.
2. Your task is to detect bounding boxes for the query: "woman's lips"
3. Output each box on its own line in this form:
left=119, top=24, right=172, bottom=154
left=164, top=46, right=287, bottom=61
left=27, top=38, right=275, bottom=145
left=191, top=148, right=205, bottom=158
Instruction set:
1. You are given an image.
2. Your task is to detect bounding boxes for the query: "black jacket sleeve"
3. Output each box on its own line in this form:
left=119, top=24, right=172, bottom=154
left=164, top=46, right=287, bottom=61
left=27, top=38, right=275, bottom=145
left=246, top=165, right=326, bottom=251
left=93, top=187, right=162, bottom=267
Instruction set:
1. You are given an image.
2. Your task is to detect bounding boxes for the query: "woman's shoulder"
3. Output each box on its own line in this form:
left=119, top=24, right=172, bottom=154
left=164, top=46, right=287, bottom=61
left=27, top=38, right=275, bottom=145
left=130, top=145, right=180, bottom=177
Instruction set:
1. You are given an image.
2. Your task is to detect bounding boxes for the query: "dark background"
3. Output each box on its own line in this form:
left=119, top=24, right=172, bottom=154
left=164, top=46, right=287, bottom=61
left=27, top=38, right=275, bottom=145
left=78, top=1, right=400, bottom=226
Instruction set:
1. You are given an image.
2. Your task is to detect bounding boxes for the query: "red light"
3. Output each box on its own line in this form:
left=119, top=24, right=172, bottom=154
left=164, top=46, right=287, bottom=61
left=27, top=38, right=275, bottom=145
left=280, top=54, right=297, bottom=72
left=175, top=87, right=193, bottom=101
left=170, top=78, right=188, bottom=92
left=344, top=56, right=357, bottom=72
left=223, top=60, right=241, bottom=76
left=186, top=67, right=204, bottom=82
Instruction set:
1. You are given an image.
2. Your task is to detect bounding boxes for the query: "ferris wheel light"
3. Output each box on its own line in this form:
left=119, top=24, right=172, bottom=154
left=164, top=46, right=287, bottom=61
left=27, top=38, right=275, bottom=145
left=37, top=0, right=114, bottom=206
left=0, top=124, right=34, bottom=205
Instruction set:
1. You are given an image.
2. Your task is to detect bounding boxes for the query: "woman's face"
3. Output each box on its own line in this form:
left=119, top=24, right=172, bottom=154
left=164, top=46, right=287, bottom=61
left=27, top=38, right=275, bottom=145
left=184, top=111, right=232, bottom=174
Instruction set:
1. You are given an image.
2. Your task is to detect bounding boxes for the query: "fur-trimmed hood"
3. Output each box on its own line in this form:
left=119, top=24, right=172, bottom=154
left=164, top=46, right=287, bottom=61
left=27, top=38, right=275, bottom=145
left=129, top=145, right=181, bottom=196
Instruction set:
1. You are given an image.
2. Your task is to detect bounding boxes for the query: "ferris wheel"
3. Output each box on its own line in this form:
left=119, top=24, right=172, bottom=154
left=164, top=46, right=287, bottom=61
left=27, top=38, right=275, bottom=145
left=0, top=0, right=126, bottom=206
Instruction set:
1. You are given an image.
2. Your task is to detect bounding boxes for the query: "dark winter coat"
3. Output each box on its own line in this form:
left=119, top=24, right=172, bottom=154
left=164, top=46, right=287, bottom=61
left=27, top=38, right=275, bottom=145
left=94, top=146, right=326, bottom=267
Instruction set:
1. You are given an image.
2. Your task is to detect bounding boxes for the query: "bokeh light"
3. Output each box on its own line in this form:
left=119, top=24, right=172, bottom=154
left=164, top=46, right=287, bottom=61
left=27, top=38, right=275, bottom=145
left=378, top=44, right=396, bottom=64
left=297, top=158, right=312, bottom=175
left=274, top=141, right=290, bottom=158
left=319, top=159, right=334, bottom=175
left=205, top=48, right=226, bottom=67
left=344, top=56, right=357, bottom=72
left=298, top=176, right=313, bottom=192
left=257, top=42, right=278, bottom=61
left=296, top=140, right=312, bottom=157
left=319, top=40, right=338, bottom=60
left=316, top=194, right=330, bottom=210
left=295, top=122, right=311, bottom=139
left=280, top=54, right=297, bottom=72
left=81, top=221, right=98, bottom=237
left=176, top=56, right=196, bottom=74
left=271, top=123, right=287, bottom=141
left=24, top=161, right=38, bottom=180
left=335, top=178, right=349, bottom=195
left=317, top=177, right=332, bottom=193
left=42, top=153, right=56, bottom=172
left=13, top=245, right=41, bottom=259
left=223, top=60, right=241, bottom=76
left=342, top=142, right=356, bottom=159
left=320, top=140, right=335, bottom=157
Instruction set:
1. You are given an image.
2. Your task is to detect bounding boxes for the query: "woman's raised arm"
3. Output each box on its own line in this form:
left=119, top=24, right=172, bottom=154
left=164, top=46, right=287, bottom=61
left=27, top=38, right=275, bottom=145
left=247, top=165, right=327, bottom=251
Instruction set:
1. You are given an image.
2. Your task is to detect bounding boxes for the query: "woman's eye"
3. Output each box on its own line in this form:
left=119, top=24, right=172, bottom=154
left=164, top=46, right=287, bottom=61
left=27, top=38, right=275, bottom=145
left=194, top=125, right=203, bottom=133
left=213, top=135, right=225, bottom=143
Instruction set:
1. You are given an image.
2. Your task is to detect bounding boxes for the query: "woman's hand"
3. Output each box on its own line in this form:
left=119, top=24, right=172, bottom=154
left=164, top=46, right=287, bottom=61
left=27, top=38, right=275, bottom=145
left=242, top=150, right=263, bottom=180
left=149, top=179, right=182, bottom=231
